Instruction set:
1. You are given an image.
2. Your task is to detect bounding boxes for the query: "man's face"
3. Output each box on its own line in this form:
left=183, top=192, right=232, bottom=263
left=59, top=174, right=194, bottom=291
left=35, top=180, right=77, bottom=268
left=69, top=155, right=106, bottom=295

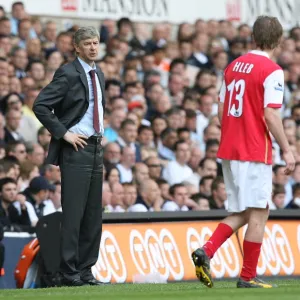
left=123, top=185, right=137, bottom=207
left=12, top=4, right=25, bottom=19
left=105, top=144, right=121, bottom=164
left=200, top=160, right=217, bottom=178
left=0, top=60, right=9, bottom=77
left=200, top=179, right=213, bottom=196
left=200, top=95, right=213, bottom=117
left=146, top=157, right=162, bottom=180
left=0, top=76, right=9, bottom=97
left=205, top=126, right=221, bottom=141
left=122, top=148, right=136, bottom=167
left=145, top=181, right=161, bottom=205
left=173, top=186, right=188, bottom=208
left=6, top=110, right=22, bottom=131
left=206, top=145, right=219, bottom=159
left=138, top=129, right=154, bottom=147
left=1, top=183, right=17, bottom=203
left=0, top=20, right=11, bottom=35
left=135, top=165, right=149, bottom=184
left=275, top=167, right=288, bottom=185
left=110, top=110, right=126, bottom=130
left=111, top=98, right=127, bottom=111
left=39, top=129, right=52, bottom=147
left=107, top=84, right=121, bottom=99
left=75, top=37, right=99, bottom=63
left=0, top=37, right=12, bottom=55
left=214, top=183, right=227, bottom=202
left=13, top=49, right=28, bottom=70
left=29, top=145, right=45, bottom=167
left=198, top=198, right=210, bottom=210
left=188, top=148, right=202, bottom=170
left=176, top=142, right=190, bottom=164
left=122, top=124, right=137, bottom=143
left=19, top=20, right=31, bottom=40
left=111, top=184, right=124, bottom=207
left=273, top=193, right=285, bottom=209
left=58, top=35, right=73, bottom=54
left=12, top=144, right=27, bottom=163
left=164, top=132, right=178, bottom=148
left=30, top=63, right=45, bottom=81
left=45, top=23, right=57, bottom=41
left=27, top=38, right=41, bottom=56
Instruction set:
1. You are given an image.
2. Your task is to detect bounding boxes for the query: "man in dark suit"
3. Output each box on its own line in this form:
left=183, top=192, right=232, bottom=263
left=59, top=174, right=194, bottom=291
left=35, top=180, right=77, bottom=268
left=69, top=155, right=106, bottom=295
left=33, top=27, right=105, bottom=287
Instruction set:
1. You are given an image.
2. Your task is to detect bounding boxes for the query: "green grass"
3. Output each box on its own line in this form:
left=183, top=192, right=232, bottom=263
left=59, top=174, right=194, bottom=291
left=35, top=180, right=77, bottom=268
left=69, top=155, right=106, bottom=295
left=1, top=280, right=299, bottom=300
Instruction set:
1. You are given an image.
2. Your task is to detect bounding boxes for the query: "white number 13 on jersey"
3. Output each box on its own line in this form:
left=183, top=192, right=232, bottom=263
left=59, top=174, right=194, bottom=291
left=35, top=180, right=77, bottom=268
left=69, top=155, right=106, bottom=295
left=227, top=79, right=245, bottom=117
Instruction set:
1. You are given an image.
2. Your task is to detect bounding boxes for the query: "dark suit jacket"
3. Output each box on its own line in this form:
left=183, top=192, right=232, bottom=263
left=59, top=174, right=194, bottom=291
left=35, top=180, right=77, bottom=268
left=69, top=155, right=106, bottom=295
left=33, top=58, right=106, bottom=165
left=187, top=54, right=212, bottom=70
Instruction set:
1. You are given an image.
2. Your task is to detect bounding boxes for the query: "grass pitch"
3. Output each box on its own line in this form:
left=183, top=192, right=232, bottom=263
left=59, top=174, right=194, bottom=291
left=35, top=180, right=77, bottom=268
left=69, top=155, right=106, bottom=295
left=0, top=280, right=299, bottom=300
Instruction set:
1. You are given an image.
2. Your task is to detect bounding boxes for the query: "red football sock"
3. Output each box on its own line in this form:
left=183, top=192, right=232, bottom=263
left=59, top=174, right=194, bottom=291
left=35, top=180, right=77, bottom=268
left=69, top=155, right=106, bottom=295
left=240, top=240, right=262, bottom=281
left=203, top=223, right=233, bottom=259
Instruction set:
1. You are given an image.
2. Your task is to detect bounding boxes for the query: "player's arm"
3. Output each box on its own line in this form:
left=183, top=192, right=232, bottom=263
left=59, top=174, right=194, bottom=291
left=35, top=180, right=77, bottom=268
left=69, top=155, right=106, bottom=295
left=264, top=69, right=295, bottom=174
left=218, top=80, right=226, bottom=124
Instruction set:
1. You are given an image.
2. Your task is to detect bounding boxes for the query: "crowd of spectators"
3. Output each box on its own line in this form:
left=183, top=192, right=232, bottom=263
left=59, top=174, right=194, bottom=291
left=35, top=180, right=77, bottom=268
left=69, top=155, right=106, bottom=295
left=0, top=2, right=300, bottom=232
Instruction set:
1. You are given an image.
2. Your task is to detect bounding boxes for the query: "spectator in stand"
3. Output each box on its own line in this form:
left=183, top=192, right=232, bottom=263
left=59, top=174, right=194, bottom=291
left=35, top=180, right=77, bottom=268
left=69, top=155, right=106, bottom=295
left=105, top=166, right=120, bottom=188
left=286, top=183, right=300, bottom=208
left=18, top=160, right=39, bottom=191
left=107, top=182, right=125, bottom=212
left=123, top=182, right=137, bottom=211
left=44, top=181, right=62, bottom=214
left=163, top=140, right=193, bottom=185
left=145, top=156, right=162, bottom=180
left=191, top=193, right=210, bottom=211
left=26, top=143, right=45, bottom=167
left=103, top=142, right=121, bottom=169
left=132, top=162, right=149, bottom=185
left=116, top=146, right=135, bottom=183
left=157, top=128, right=177, bottom=161
left=5, top=141, right=27, bottom=163
left=128, top=179, right=161, bottom=212
left=117, top=119, right=141, bottom=161
left=162, top=183, right=190, bottom=211
left=272, top=184, right=286, bottom=209
left=199, top=175, right=214, bottom=197
left=43, top=164, right=61, bottom=184
left=273, top=164, right=292, bottom=206
left=104, top=109, right=126, bottom=143
left=0, top=177, right=32, bottom=232
left=37, top=126, right=51, bottom=154
left=22, top=176, right=52, bottom=219
left=4, top=109, right=23, bottom=143
left=209, top=177, right=227, bottom=209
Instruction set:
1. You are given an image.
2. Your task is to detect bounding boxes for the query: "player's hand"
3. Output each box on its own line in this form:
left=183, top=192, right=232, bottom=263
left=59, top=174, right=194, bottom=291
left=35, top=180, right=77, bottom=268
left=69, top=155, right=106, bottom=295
left=63, top=131, right=88, bottom=151
left=282, top=150, right=295, bottom=175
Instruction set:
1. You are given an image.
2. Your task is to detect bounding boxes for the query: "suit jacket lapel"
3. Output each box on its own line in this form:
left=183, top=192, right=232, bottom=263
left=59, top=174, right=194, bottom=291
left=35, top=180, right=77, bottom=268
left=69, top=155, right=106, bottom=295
left=73, top=58, right=89, bottom=102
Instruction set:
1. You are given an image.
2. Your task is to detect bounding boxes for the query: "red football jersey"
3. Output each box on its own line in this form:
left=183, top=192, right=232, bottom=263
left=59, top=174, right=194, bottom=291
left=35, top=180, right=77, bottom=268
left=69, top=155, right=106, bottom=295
left=217, top=50, right=284, bottom=164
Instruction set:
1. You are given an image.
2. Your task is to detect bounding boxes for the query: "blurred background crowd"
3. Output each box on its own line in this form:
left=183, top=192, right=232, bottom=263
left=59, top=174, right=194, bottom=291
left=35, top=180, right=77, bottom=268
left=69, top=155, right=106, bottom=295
left=0, top=1, right=300, bottom=233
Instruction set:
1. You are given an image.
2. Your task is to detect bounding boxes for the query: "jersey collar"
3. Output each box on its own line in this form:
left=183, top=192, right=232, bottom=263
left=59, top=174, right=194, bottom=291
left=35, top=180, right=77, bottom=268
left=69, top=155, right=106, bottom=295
left=249, top=50, right=269, bottom=58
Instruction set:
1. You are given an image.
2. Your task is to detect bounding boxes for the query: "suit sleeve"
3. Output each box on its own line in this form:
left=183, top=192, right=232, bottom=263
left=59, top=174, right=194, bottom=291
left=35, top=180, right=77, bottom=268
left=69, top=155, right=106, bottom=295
left=33, top=68, right=69, bottom=140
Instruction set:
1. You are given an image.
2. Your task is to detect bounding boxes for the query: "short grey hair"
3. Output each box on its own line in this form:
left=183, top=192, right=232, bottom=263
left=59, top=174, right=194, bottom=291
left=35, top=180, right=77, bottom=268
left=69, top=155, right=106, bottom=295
left=74, top=26, right=100, bottom=45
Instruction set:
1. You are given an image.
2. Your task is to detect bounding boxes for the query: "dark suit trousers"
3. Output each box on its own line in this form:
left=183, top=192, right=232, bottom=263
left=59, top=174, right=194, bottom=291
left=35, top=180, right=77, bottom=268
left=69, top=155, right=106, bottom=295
left=59, top=137, right=103, bottom=281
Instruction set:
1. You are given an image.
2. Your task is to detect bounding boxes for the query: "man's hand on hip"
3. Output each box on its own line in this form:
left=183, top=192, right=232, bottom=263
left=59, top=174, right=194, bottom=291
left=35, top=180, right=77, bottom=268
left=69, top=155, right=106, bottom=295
left=63, top=132, right=88, bottom=151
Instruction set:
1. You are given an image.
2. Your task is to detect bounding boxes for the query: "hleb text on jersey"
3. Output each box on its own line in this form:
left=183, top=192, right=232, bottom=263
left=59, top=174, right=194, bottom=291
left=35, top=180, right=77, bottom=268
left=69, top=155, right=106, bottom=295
left=232, top=62, right=254, bottom=74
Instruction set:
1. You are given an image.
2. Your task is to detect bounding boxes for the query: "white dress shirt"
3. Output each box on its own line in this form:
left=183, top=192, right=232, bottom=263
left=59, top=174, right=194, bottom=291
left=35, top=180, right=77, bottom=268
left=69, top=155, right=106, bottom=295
left=162, top=160, right=193, bottom=185
left=69, top=57, right=104, bottom=136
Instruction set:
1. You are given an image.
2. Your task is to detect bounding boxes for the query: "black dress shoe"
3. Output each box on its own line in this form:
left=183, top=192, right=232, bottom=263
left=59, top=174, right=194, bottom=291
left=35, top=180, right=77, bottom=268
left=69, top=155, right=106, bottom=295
left=82, top=278, right=107, bottom=286
left=61, top=277, right=86, bottom=287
